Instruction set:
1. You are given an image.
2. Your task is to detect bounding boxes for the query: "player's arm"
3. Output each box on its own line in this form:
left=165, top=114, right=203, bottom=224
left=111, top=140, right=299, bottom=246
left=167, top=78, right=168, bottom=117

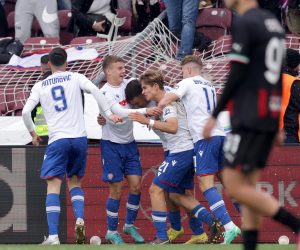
left=129, top=112, right=178, bottom=134
left=79, top=75, right=121, bottom=123
left=22, top=85, right=42, bottom=145
left=290, top=80, right=300, bottom=112
left=110, top=103, right=161, bottom=118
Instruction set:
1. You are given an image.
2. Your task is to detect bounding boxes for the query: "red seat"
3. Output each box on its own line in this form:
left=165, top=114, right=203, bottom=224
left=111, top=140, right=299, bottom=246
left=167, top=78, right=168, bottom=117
left=196, top=8, right=232, bottom=41
left=58, top=10, right=74, bottom=45
left=0, top=90, right=7, bottom=114
left=70, top=36, right=106, bottom=45
left=207, top=35, right=232, bottom=58
left=4, top=0, right=16, bottom=17
left=285, top=34, right=300, bottom=50
left=6, top=11, right=15, bottom=37
left=117, top=9, right=133, bottom=33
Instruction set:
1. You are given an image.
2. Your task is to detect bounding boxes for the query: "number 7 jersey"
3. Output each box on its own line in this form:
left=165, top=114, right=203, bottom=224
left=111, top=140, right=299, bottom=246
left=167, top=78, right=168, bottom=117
left=28, top=71, right=89, bottom=144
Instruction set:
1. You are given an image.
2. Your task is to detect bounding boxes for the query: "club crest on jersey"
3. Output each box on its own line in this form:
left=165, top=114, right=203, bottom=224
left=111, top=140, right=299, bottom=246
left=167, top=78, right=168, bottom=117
left=199, top=150, right=204, bottom=157
left=172, top=160, right=177, bottom=166
left=164, top=108, right=171, bottom=116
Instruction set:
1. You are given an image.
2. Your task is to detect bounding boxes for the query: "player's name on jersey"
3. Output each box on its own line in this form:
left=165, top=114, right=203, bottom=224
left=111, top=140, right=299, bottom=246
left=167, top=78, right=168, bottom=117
left=42, top=75, right=71, bottom=87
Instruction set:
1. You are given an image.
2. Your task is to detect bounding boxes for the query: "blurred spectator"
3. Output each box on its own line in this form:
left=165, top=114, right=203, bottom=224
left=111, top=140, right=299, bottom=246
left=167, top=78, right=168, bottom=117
left=199, top=0, right=214, bottom=9
left=118, top=0, right=132, bottom=10
left=281, top=49, right=300, bottom=143
left=0, top=1, right=8, bottom=37
left=15, top=0, right=59, bottom=44
left=133, top=0, right=161, bottom=32
left=258, top=0, right=282, bottom=22
left=0, top=0, right=5, bottom=6
left=286, top=0, right=300, bottom=36
left=57, top=0, right=71, bottom=10
left=164, top=0, right=199, bottom=60
left=70, top=0, right=117, bottom=37
left=0, top=38, right=23, bottom=64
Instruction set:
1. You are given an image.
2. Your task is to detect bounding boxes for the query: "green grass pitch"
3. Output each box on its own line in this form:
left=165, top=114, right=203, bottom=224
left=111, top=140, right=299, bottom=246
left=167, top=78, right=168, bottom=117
left=0, top=244, right=295, bottom=250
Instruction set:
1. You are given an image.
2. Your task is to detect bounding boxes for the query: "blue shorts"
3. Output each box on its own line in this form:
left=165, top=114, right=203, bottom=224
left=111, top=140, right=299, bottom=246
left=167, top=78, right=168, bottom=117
left=153, top=149, right=195, bottom=194
left=194, top=136, right=225, bottom=176
left=101, top=140, right=142, bottom=183
left=41, top=137, right=88, bottom=180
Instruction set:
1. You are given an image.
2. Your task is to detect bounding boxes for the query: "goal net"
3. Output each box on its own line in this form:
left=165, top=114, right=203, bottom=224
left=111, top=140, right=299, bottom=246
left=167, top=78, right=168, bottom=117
left=0, top=13, right=299, bottom=116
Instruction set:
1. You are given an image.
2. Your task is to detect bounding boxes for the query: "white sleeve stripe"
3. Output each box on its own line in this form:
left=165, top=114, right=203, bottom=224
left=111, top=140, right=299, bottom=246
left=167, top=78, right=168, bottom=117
left=228, top=53, right=250, bottom=64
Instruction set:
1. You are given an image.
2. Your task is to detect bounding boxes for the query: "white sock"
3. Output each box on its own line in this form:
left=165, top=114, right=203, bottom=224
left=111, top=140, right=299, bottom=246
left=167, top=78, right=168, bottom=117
left=49, top=234, right=58, bottom=240
left=76, top=218, right=84, bottom=224
left=107, top=230, right=117, bottom=234
left=224, top=221, right=235, bottom=231
left=124, top=223, right=133, bottom=228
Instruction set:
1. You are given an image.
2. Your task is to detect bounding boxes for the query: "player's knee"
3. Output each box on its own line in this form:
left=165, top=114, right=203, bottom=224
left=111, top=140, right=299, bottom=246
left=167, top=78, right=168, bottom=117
left=109, top=186, right=122, bottom=199
left=198, top=178, right=214, bottom=192
left=129, top=183, right=141, bottom=194
left=149, top=184, right=162, bottom=197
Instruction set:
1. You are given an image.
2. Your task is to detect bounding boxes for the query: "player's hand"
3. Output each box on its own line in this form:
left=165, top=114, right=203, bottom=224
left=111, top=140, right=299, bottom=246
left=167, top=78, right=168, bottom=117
left=30, top=131, right=42, bottom=146
left=97, top=114, right=107, bottom=126
left=274, top=130, right=285, bottom=146
left=146, top=107, right=162, bottom=117
left=108, top=114, right=123, bottom=123
left=203, top=117, right=217, bottom=139
left=128, top=112, right=150, bottom=125
left=92, top=20, right=105, bottom=32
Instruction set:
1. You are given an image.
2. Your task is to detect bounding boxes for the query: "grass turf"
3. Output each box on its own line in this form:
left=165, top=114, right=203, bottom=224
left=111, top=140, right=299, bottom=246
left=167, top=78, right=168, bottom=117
left=0, top=244, right=295, bottom=250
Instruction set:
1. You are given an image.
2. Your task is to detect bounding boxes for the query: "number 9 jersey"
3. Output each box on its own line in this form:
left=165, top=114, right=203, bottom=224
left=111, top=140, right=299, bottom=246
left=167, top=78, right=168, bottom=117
left=228, top=8, right=285, bottom=132
left=28, top=71, right=91, bottom=144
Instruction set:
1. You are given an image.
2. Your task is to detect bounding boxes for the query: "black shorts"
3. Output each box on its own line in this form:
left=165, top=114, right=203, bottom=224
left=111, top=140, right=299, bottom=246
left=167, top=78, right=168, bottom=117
left=223, top=129, right=277, bottom=172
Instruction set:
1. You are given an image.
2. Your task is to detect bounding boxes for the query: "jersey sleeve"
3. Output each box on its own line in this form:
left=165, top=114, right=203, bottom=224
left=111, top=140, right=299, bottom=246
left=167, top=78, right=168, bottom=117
left=162, top=104, right=177, bottom=122
left=171, top=80, right=189, bottom=99
left=228, top=17, right=251, bottom=64
left=28, top=83, right=41, bottom=104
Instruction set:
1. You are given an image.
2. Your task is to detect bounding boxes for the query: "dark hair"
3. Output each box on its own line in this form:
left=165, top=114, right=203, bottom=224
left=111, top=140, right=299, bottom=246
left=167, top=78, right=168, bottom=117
left=125, top=79, right=143, bottom=101
left=286, top=48, right=300, bottom=69
left=102, top=55, right=124, bottom=72
left=140, top=70, right=164, bottom=90
left=49, top=47, right=67, bottom=67
left=40, top=54, right=49, bottom=65
left=180, top=55, right=203, bottom=68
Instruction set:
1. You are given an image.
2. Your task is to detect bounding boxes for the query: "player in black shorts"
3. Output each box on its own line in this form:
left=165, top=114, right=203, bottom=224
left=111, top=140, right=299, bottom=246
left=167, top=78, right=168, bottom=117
left=203, top=0, right=300, bottom=250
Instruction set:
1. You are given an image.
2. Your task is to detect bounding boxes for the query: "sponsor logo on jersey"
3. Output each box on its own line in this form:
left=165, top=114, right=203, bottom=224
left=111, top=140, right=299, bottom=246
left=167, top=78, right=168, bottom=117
left=164, top=108, right=171, bottom=116
left=119, top=99, right=128, bottom=106
left=232, top=43, right=242, bottom=53
left=172, top=160, right=177, bottom=166
left=199, top=150, right=204, bottom=157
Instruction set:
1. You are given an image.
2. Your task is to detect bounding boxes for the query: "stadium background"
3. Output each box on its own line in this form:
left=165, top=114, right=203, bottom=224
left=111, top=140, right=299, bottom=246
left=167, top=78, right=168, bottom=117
left=1, top=144, right=299, bottom=244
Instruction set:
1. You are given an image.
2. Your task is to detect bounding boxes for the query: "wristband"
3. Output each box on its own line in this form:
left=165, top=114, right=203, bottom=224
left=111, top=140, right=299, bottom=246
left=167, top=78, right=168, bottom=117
left=148, top=119, right=155, bottom=130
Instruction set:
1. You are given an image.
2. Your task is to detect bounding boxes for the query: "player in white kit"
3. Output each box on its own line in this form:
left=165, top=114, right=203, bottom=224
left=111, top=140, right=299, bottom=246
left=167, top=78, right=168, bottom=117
left=99, top=56, right=160, bottom=244
left=22, top=48, right=121, bottom=245
left=158, top=56, right=240, bottom=244
left=129, top=70, right=223, bottom=244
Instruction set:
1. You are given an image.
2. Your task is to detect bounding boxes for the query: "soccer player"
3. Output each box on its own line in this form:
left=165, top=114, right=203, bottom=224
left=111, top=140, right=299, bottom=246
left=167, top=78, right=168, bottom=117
left=99, top=56, right=160, bottom=244
left=158, top=56, right=240, bottom=244
left=202, top=0, right=300, bottom=250
left=124, top=79, right=214, bottom=244
left=22, top=48, right=121, bottom=245
left=129, top=70, right=223, bottom=244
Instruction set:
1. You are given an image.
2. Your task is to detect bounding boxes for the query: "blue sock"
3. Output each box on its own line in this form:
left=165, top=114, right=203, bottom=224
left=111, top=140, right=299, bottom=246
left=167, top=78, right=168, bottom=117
left=189, top=217, right=205, bottom=235
left=168, top=211, right=182, bottom=231
left=70, top=187, right=84, bottom=220
left=191, top=204, right=214, bottom=226
left=152, top=211, right=168, bottom=240
left=125, top=193, right=140, bottom=226
left=46, top=193, right=60, bottom=236
left=204, top=187, right=232, bottom=226
left=106, top=198, right=120, bottom=232
left=233, top=201, right=241, bottom=213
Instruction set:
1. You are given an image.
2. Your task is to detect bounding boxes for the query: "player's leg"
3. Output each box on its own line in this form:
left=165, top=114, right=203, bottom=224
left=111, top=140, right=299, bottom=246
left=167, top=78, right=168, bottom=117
left=195, top=136, right=240, bottom=243
left=123, top=142, right=144, bottom=243
left=34, top=0, right=59, bottom=38
left=165, top=192, right=184, bottom=242
left=101, top=140, right=125, bottom=244
left=149, top=182, right=169, bottom=244
left=14, top=0, right=34, bottom=44
left=40, top=139, right=69, bottom=245
left=67, top=137, right=88, bottom=244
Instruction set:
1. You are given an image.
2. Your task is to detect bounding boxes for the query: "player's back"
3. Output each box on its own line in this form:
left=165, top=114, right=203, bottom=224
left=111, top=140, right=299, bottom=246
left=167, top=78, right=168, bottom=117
left=230, top=8, right=285, bottom=131
left=37, top=71, right=86, bottom=143
left=176, top=75, right=225, bottom=143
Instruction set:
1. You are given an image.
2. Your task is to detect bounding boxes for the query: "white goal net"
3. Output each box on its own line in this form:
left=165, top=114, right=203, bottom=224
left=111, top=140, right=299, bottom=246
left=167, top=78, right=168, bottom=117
left=0, top=14, right=299, bottom=116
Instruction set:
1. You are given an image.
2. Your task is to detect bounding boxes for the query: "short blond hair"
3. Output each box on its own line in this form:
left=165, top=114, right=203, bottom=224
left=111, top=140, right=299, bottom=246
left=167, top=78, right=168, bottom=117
left=139, top=70, right=164, bottom=90
left=180, top=55, right=203, bottom=69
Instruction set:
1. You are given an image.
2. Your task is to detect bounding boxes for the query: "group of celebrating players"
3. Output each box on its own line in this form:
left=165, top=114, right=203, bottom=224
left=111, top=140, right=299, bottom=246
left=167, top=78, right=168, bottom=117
left=22, top=0, right=300, bottom=249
